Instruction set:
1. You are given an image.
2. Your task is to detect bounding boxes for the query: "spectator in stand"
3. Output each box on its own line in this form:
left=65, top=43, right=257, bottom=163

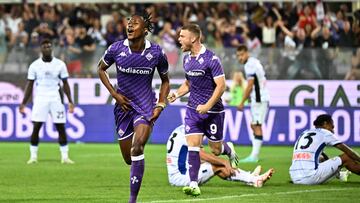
left=75, top=25, right=96, bottom=77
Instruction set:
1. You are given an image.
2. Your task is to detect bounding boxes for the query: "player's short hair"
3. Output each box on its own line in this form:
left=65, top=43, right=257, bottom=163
left=313, top=114, right=333, bottom=127
left=181, top=23, right=202, bottom=39
left=40, top=38, right=52, bottom=45
left=133, top=10, right=153, bottom=33
left=237, top=44, right=248, bottom=52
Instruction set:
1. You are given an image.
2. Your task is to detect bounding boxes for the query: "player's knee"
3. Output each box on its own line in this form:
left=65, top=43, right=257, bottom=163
left=340, top=153, right=352, bottom=166
left=131, top=145, right=144, bottom=156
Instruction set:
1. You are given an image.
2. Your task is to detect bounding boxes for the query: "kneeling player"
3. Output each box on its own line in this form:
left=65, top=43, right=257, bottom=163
left=290, top=114, right=360, bottom=185
left=166, top=125, right=274, bottom=187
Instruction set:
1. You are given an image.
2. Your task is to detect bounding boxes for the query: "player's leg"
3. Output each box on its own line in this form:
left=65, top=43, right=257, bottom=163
left=182, top=108, right=204, bottom=196
left=240, top=102, right=268, bottom=163
left=340, top=153, right=360, bottom=175
left=114, top=103, right=134, bottom=165
left=50, top=101, right=74, bottom=164
left=206, top=112, right=238, bottom=166
left=28, top=100, right=49, bottom=164
left=27, top=122, right=43, bottom=164
left=183, top=133, right=202, bottom=196
left=128, top=118, right=152, bottom=203
left=55, top=123, right=74, bottom=164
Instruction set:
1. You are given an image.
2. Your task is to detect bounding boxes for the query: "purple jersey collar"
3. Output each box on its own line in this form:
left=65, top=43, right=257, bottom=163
left=123, top=39, right=151, bottom=55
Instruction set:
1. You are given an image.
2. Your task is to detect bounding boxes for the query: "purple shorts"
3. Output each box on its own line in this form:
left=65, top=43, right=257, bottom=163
left=114, top=103, right=151, bottom=140
left=184, top=107, right=224, bottom=142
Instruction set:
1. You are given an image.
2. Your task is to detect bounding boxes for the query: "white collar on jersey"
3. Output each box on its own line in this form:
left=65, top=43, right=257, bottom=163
left=189, top=44, right=206, bottom=60
left=123, top=39, right=151, bottom=55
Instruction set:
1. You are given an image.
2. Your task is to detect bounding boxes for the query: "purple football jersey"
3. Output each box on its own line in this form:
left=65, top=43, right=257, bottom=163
left=102, top=39, right=169, bottom=120
left=183, top=45, right=224, bottom=111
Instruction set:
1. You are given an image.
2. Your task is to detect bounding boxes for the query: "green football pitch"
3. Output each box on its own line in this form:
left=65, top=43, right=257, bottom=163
left=1, top=143, right=359, bottom=203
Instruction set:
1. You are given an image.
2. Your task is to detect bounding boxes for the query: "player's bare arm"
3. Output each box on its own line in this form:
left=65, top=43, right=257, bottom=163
left=237, top=78, right=254, bottom=111
left=199, top=149, right=235, bottom=175
left=19, top=80, right=34, bottom=114
left=335, top=143, right=360, bottom=162
left=167, top=79, right=190, bottom=103
left=150, top=72, right=170, bottom=123
left=97, top=59, right=131, bottom=111
left=62, top=79, right=74, bottom=113
left=196, top=75, right=226, bottom=114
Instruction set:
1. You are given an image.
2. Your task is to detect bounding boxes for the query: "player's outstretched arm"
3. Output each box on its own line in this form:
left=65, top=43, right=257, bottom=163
left=19, top=80, right=34, bottom=114
left=335, top=143, right=360, bottom=162
left=167, top=79, right=190, bottom=103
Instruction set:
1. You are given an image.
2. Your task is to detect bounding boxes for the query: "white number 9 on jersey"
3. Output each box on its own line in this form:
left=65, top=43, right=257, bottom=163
left=210, top=124, right=217, bottom=134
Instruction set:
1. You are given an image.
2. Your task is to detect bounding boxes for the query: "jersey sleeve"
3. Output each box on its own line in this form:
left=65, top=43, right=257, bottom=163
left=60, top=61, right=69, bottom=79
left=244, top=62, right=256, bottom=79
left=157, top=47, right=169, bottom=75
left=209, top=55, right=224, bottom=79
left=324, top=131, right=342, bottom=146
left=102, top=44, right=115, bottom=66
left=27, top=63, right=36, bottom=80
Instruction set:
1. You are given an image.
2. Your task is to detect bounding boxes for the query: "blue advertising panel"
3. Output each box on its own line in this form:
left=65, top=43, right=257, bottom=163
left=1, top=104, right=359, bottom=146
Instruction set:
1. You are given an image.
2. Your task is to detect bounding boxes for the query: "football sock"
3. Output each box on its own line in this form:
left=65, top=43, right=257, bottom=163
left=129, top=154, right=145, bottom=203
left=30, top=145, right=38, bottom=159
left=228, top=169, right=255, bottom=184
left=250, top=134, right=263, bottom=159
left=221, top=142, right=232, bottom=158
left=59, top=145, right=69, bottom=160
left=188, top=147, right=201, bottom=183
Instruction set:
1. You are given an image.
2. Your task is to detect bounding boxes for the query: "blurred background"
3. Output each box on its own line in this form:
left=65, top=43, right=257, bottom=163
left=0, top=0, right=359, bottom=145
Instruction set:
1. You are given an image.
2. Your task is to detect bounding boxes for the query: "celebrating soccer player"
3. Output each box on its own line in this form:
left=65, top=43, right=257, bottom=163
left=168, top=23, right=238, bottom=197
left=97, top=12, right=170, bottom=203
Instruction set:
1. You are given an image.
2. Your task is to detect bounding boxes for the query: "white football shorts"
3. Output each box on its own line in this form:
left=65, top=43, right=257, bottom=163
left=250, top=101, right=269, bottom=125
left=31, top=98, right=66, bottom=123
left=290, top=156, right=342, bottom=185
left=168, top=162, right=214, bottom=186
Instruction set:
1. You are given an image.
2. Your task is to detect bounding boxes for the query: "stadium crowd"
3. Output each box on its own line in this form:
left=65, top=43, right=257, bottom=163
left=0, top=1, right=359, bottom=79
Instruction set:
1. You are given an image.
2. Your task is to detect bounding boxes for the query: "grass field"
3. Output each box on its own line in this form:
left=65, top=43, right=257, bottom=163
left=1, top=142, right=360, bottom=203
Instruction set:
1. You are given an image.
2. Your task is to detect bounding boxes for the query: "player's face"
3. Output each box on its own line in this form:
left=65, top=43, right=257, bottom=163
left=40, top=42, right=52, bottom=57
left=127, top=15, right=146, bottom=40
left=178, top=29, right=193, bottom=52
left=325, top=120, right=335, bottom=133
left=236, top=50, right=248, bottom=64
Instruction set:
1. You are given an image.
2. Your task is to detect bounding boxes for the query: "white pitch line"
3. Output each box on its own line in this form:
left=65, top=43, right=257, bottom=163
left=140, top=188, right=356, bottom=203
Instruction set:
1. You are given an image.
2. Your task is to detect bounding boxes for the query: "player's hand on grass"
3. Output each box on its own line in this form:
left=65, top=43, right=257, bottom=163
left=167, top=92, right=177, bottom=103
left=68, top=103, right=75, bottom=113
left=19, top=104, right=26, bottom=114
left=113, top=93, right=131, bottom=112
left=196, top=104, right=210, bottom=114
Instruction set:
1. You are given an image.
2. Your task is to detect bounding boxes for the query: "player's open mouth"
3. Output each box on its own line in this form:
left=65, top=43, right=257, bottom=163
left=128, top=29, right=134, bottom=34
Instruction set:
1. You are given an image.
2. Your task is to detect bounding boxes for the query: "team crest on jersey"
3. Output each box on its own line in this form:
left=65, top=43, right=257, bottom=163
left=198, top=57, right=204, bottom=64
left=185, top=125, right=190, bottom=133
left=118, top=129, right=124, bottom=136
left=119, top=52, right=127, bottom=57
left=145, top=53, right=153, bottom=61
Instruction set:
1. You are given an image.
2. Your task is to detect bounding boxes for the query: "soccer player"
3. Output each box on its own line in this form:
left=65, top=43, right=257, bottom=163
left=167, top=23, right=238, bottom=197
left=19, top=39, right=75, bottom=164
left=290, top=114, right=360, bottom=185
left=236, top=45, right=270, bottom=163
left=97, top=12, right=170, bottom=203
left=167, top=125, right=274, bottom=187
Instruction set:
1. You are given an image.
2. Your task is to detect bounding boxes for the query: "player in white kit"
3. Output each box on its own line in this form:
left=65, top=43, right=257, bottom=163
left=236, top=45, right=270, bottom=163
left=290, top=114, right=360, bottom=185
left=19, top=39, right=75, bottom=164
left=166, top=125, right=274, bottom=187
